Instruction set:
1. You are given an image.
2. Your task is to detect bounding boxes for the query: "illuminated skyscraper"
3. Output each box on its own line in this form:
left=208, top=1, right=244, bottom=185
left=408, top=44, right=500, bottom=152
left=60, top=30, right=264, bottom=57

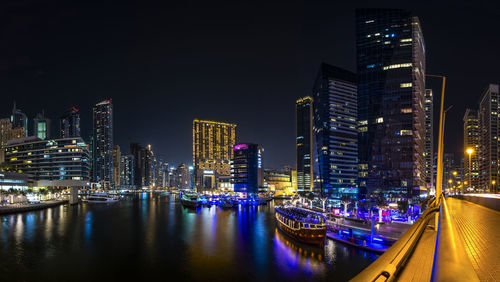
left=463, top=109, right=479, bottom=191
left=424, top=89, right=434, bottom=193
left=91, top=99, right=113, bottom=187
left=119, top=154, right=135, bottom=189
left=296, top=97, right=314, bottom=192
left=231, top=143, right=264, bottom=195
left=33, top=111, right=51, bottom=140
left=356, top=9, right=426, bottom=199
left=479, top=84, right=499, bottom=192
left=60, top=107, right=81, bottom=138
left=113, top=145, right=121, bottom=187
left=192, top=119, right=236, bottom=191
left=313, top=63, right=358, bottom=198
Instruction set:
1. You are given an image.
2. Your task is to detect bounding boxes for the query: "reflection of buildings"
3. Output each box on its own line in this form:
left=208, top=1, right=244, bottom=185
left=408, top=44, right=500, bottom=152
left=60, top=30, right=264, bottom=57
left=463, top=109, right=479, bottom=191
left=296, top=97, right=314, bottom=193
left=356, top=9, right=426, bottom=199
left=4, top=136, right=90, bottom=188
left=264, top=168, right=297, bottom=195
left=232, top=143, right=263, bottom=195
left=192, top=119, right=236, bottom=191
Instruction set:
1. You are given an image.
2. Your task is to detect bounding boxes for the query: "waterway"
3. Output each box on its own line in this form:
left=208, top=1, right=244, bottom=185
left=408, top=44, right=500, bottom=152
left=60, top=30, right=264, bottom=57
left=0, top=192, right=378, bottom=281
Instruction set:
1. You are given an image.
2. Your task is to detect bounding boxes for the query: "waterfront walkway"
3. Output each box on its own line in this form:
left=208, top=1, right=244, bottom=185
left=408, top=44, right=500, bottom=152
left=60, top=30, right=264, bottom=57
left=446, top=197, right=500, bottom=281
left=0, top=200, right=67, bottom=215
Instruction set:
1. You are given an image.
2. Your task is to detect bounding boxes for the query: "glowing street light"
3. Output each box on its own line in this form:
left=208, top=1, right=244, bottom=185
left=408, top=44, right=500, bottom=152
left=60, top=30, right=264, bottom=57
left=466, top=147, right=474, bottom=193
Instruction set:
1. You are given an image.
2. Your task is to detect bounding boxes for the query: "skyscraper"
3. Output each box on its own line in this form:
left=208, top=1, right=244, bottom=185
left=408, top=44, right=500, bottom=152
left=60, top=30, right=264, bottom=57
left=424, top=89, right=434, bottom=193
left=11, top=102, right=28, bottom=136
left=296, top=96, right=314, bottom=193
left=312, top=63, right=358, bottom=197
left=129, top=142, right=153, bottom=188
left=120, top=154, right=135, bottom=189
left=463, top=109, right=479, bottom=191
left=192, top=119, right=236, bottom=191
left=356, top=9, right=426, bottom=199
left=231, top=143, right=264, bottom=195
left=479, top=84, right=499, bottom=192
left=113, top=145, right=121, bottom=188
left=91, top=99, right=113, bottom=187
left=60, top=107, right=81, bottom=138
left=33, top=111, right=51, bottom=140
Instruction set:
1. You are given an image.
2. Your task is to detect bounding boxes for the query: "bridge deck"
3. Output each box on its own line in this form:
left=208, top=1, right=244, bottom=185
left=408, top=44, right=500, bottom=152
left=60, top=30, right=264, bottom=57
left=447, top=197, right=500, bottom=281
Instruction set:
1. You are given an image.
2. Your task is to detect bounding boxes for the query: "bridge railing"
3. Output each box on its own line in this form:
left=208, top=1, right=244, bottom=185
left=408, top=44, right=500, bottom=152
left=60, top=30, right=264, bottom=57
left=350, top=198, right=439, bottom=282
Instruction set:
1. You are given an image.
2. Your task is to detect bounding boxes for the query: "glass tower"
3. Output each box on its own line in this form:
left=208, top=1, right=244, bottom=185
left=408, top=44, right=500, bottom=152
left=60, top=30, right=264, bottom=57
left=356, top=8, right=426, bottom=199
left=296, top=96, right=314, bottom=192
left=91, top=99, right=114, bottom=188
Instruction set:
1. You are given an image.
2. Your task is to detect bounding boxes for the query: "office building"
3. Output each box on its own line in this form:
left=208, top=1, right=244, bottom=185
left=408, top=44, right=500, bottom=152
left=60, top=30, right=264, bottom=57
left=33, top=111, right=51, bottom=140
left=119, top=154, right=135, bottom=189
left=175, top=163, right=191, bottom=190
left=424, top=89, right=434, bottom=193
left=129, top=143, right=153, bottom=188
left=312, top=63, right=358, bottom=197
left=60, top=107, right=81, bottom=138
left=296, top=96, right=314, bottom=193
left=264, top=167, right=297, bottom=196
left=463, top=109, right=479, bottom=191
left=356, top=9, right=426, bottom=199
left=91, top=99, right=113, bottom=188
left=192, top=119, right=236, bottom=191
left=479, top=84, right=499, bottom=192
left=231, top=143, right=264, bottom=195
left=11, top=102, right=28, bottom=136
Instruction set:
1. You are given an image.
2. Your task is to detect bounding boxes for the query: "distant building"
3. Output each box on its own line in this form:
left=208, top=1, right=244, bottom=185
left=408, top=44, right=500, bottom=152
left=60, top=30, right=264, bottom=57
left=33, top=111, right=51, bottom=140
left=119, top=154, right=135, bottom=189
left=129, top=143, right=153, bottom=188
left=11, top=102, right=28, bottom=136
left=478, top=84, right=499, bottom=192
left=463, top=109, right=479, bottom=191
left=264, top=167, right=297, bottom=196
left=312, top=63, right=358, bottom=197
left=296, top=96, right=314, bottom=193
left=192, top=119, right=236, bottom=191
left=4, top=136, right=90, bottom=188
left=91, top=99, right=113, bottom=188
left=231, top=143, right=264, bottom=195
left=424, top=89, right=434, bottom=193
left=60, top=107, right=81, bottom=138
left=9, top=127, right=26, bottom=141
left=356, top=8, right=426, bottom=199
left=113, top=145, right=121, bottom=188
left=175, top=163, right=191, bottom=190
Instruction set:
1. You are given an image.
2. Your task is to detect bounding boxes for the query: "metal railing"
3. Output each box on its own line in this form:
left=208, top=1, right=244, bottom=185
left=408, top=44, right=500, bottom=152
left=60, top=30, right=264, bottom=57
left=350, top=198, right=439, bottom=282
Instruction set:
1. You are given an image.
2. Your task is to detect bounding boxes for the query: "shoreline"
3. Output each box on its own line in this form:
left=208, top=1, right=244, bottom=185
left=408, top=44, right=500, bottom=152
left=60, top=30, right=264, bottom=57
left=0, top=200, right=68, bottom=215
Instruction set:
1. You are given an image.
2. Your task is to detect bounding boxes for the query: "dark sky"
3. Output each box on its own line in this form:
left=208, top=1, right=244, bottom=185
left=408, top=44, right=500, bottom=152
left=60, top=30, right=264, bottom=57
left=2, top=0, right=500, bottom=168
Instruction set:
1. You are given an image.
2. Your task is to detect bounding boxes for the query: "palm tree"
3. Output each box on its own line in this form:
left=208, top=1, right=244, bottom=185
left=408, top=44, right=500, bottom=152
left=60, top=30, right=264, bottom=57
left=371, top=194, right=386, bottom=223
left=319, top=192, right=329, bottom=212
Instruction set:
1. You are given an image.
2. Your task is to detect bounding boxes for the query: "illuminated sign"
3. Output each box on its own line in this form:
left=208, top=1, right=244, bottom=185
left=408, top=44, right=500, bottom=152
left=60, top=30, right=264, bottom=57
left=233, top=144, right=248, bottom=150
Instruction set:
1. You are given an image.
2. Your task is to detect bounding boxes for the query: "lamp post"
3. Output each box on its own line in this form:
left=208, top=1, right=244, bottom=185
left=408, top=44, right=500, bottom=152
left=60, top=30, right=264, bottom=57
left=466, top=147, right=474, bottom=193
left=492, top=180, right=496, bottom=194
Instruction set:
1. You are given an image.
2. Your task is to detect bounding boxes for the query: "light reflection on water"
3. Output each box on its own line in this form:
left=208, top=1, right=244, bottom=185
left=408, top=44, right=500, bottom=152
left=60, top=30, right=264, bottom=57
left=0, top=193, right=378, bottom=281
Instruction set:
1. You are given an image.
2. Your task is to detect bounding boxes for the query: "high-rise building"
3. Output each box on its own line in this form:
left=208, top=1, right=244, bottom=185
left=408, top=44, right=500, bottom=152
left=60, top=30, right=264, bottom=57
left=153, top=158, right=168, bottom=189
left=296, top=96, right=314, bottom=193
left=33, top=111, right=51, bottom=140
left=60, top=107, right=81, bottom=138
left=129, top=143, right=153, bottom=188
left=231, top=143, right=264, bottom=195
left=0, top=118, right=12, bottom=148
left=175, top=163, right=191, bottom=190
left=424, top=89, right=434, bottom=193
left=11, top=102, right=28, bottom=136
left=356, top=9, right=426, bottom=199
left=463, top=109, right=479, bottom=191
left=263, top=167, right=297, bottom=196
left=192, top=119, right=236, bottom=191
left=119, top=154, right=135, bottom=189
left=478, top=84, right=499, bottom=193
left=312, top=63, right=358, bottom=198
left=113, top=145, right=121, bottom=188
left=91, top=99, right=113, bottom=188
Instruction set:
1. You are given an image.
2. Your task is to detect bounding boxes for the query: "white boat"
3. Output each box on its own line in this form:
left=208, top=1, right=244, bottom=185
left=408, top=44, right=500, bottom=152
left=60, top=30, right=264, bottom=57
left=86, top=194, right=120, bottom=203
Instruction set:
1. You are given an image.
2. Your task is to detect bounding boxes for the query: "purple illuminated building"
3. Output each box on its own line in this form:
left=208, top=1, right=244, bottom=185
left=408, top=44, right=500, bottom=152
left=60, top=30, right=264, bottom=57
left=231, top=143, right=264, bottom=195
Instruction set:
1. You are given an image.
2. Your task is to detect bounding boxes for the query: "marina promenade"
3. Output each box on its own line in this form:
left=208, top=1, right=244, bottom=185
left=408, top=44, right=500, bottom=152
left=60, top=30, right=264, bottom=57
left=0, top=200, right=67, bottom=215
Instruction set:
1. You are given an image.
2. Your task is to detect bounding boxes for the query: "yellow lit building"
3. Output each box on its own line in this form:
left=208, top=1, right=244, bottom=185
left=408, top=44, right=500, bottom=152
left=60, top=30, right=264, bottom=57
left=193, top=119, right=236, bottom=191
left=264, top=168, right=297, bottom=196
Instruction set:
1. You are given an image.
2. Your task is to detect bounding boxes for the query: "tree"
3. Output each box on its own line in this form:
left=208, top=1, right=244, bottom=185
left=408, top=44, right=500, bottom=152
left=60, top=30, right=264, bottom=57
left=371, top=194, right=387, bottom=223
left=340, top=194, right=351, bottom=217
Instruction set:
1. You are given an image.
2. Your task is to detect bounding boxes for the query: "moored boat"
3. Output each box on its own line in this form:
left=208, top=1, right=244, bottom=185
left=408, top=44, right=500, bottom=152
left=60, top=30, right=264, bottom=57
left=86, top=193, right=120, bottom=203
left=180, top=193, right=200, bottom=208
left=275, top=206, right=326, bottom=246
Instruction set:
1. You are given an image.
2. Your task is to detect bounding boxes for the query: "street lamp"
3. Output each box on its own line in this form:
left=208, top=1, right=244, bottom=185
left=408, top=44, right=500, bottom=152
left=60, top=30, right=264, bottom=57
left=466, top=147, right=474, bottom=194
left=492, top=180, right=496, bottom=193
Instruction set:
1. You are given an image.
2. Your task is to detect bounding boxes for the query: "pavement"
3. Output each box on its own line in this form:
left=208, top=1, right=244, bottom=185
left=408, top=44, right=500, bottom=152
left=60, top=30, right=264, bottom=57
left=446, top=197, right=500, bottom=281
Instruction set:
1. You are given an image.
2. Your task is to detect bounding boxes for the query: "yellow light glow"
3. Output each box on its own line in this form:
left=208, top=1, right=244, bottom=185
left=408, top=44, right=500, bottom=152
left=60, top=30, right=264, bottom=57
left=466, top=147, right=474, bottom=155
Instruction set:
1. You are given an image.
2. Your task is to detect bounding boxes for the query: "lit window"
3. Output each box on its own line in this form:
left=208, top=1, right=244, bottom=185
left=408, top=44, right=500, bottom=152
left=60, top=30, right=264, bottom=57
left=401, top=108, right=412, bottom=113
left=383, top=63, right=412, bottom=70
left=358, top=120, right=368, bottom=125
left=359, top=126, right=368, bottom=132
left=400, top=83, right=412, bottom=88
left=400, top=38, right=412, bottom=42
left=400, top=130, right=412, bottom=136
left=375, top=117, right=384, bottom=123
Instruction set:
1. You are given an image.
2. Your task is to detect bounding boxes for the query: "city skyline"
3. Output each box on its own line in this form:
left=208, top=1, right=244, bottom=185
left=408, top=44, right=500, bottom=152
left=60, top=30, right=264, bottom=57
left=2, top=2, right=500, bottom=169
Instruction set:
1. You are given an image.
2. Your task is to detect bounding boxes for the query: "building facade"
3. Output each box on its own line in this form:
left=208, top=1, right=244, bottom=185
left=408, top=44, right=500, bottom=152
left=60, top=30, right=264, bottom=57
left=478, top=84, right=499, bottom=192
left=296, top=96, right=314, bottom=193
left=11, top=102, right=28, bottom=136
left=4, top=136, right=90, bottom=187
left=119, top=154, right=135, bottom=189
left=91, top=99, right=113, bottom=187
left=60, top=107, right=81, bottom=138
left=192, top=119, right=236, bottom=191
left=33, top=111, right=51, bottom=140
left=264, top=168, right=297, bottom=196
left=312, top=63, right=358, bottom=198
left=424, top=89, right=434, bottom=193
left=129, top=143, right=153, bottom=189
left=463, top=109, right=479, bottom=191
left=356, top=8, right=426, bottom=199
left=231, top=143, right=264, bottom=195
left=113, top=145, right=121, bottom=188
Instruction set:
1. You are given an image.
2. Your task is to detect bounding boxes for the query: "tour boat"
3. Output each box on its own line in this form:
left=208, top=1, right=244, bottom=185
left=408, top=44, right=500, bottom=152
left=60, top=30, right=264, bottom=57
left=180, top=193, right=200, bottom=208
left=220, top=198, right=236, bottom=208
left=275, top=206, right=327, bottom=246
left=86, top=194, right=120, bottom=203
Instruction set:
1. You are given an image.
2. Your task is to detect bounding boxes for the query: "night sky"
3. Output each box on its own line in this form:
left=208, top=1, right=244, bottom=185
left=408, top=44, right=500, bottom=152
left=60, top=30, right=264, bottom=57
left=2, top=1, right=500, bottom=168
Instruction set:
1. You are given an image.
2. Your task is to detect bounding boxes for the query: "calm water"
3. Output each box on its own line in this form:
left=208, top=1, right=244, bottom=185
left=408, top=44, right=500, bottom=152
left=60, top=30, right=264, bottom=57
left=0, top=193, right=377, bottom=281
